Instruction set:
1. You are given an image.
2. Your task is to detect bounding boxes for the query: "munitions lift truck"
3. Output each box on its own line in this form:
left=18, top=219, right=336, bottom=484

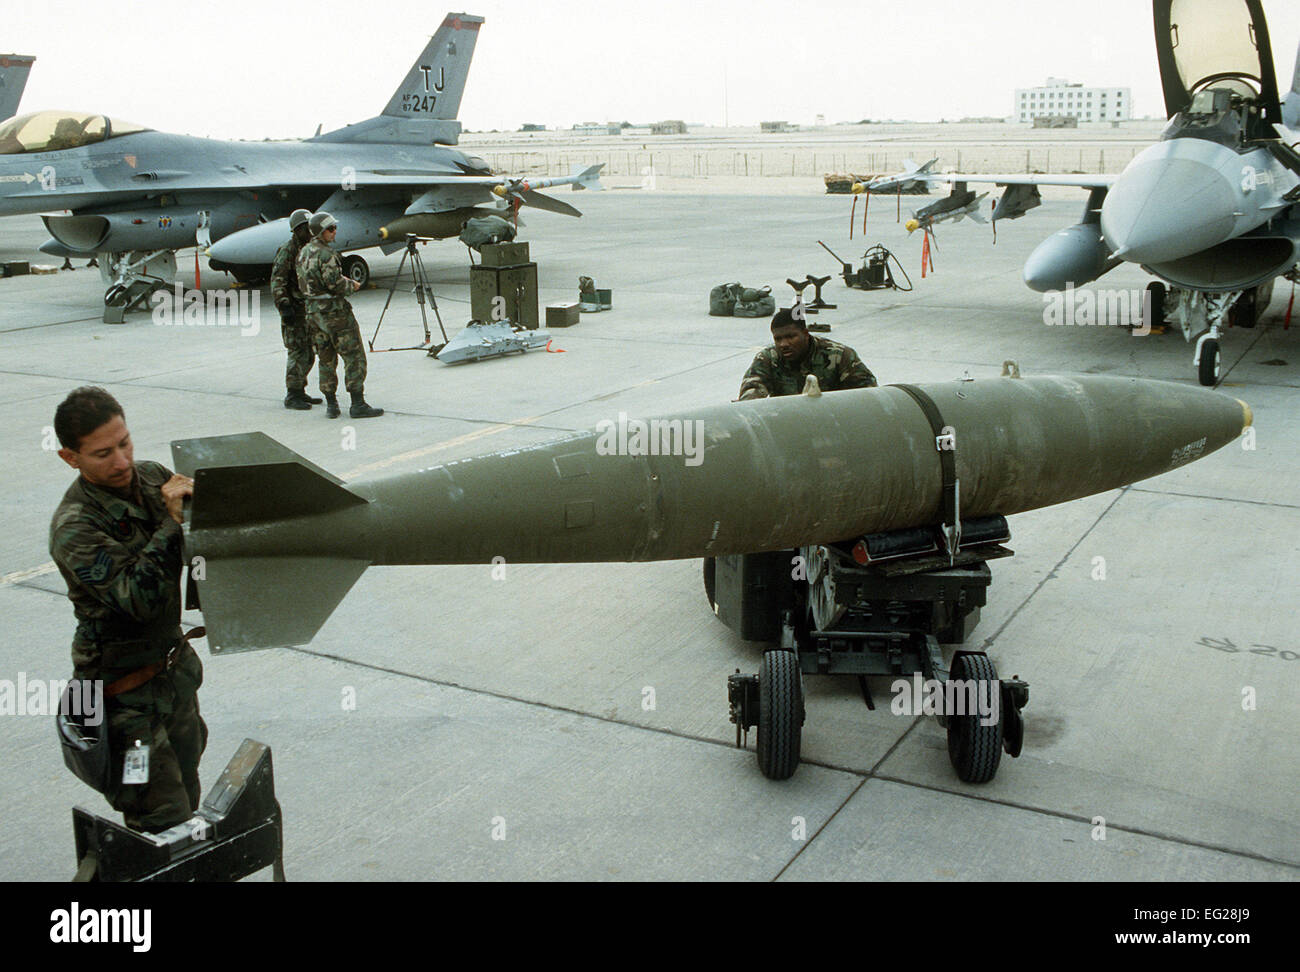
left=706, top=515, right=1028, bottom=783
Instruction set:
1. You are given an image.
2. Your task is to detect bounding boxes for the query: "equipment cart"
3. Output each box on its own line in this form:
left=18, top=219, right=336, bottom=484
left=706, top=515, right=1028, bottom=782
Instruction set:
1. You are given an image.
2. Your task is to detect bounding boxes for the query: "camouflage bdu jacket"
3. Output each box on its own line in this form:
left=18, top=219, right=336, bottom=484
left=49, top=461, right=200, bottom=712
left=270, top=236, right=305, bottom=315
left=296, top=239, right=355, bottom=325
left=738, top=336, right=878, bottom=399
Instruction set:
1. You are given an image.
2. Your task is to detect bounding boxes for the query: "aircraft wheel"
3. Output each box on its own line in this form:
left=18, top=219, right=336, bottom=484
left=757, top=649, right=803, bottom=780
left=946, top=652, right=1003, bottom=783
left=702, top=557, right=717, bottom=613
left=1143, top=281, right=1165, bottom=332
left=342, top=255, right=370, bottom=288
left=1198, top=338, right=1221, bottom=387
left=104, top=284, right=128, bottom=307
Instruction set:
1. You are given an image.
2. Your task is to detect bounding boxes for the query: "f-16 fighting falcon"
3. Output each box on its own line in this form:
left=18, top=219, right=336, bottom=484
left=859, top=0, right=1300, bottom=386
left=0, top=13, right=602, bottom=306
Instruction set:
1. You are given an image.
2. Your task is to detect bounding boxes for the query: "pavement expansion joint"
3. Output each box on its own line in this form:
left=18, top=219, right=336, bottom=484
left=978, top=490, right=1127, bottom=652
left=1128, top=487, right=1300, bottom=511
left=870, top=773, right=1300, bottom=872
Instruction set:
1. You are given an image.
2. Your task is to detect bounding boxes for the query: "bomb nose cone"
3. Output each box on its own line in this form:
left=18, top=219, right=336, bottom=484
left=1101, top=157, right=1238, bottom=264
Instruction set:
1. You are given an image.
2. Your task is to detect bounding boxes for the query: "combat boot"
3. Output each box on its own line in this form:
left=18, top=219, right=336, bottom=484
left=349, top=391, right=384, bottom=419
left=283, top=390, right=311, bottom=410
left=324, top=393, right=341, bottom=419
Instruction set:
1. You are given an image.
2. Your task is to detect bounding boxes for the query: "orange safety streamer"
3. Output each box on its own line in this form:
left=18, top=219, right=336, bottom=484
left=194, top=251, right=201, bottom=290
left=1286, top=279, right=1295, bottom=330
left=863, top=189, right=869, bottom=235
left=921, top=230, right=930, bottom=278
left=545, top=339, right=566, bottom=353
left=849, top=195, right=856, bottom=240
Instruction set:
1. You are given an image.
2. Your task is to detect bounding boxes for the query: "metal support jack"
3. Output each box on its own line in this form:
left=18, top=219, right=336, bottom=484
left=70, top=739, right=286, bottom=882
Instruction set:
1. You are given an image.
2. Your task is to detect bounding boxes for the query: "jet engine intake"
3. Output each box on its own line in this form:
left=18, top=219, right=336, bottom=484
left=1143, top=235, right=1299, bottom=292
left=43, top=208, right=238, bottom=255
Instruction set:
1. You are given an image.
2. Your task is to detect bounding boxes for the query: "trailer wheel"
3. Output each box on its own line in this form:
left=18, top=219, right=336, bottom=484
left=703, top=557, right=717, bottom=612
left=946, top=652, right=1003, bottom=783
left=757, top=649, right=803, bottom=780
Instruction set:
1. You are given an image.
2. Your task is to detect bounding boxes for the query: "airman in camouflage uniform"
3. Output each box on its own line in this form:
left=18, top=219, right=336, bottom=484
left=295, top=211, right=383, bottom=419
left=738, top=306, right=878, bottom=399
left=271, top=208, right=322, bottom=410
left=49, top=387, right=207, bottom=833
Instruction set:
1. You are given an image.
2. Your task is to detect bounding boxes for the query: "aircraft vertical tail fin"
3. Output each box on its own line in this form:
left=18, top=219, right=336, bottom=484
left=0, top=54, right=35, bottom=123
left=1284, top=40, right=1300, bottom=130
left=382, top=13, right=483, bottom=121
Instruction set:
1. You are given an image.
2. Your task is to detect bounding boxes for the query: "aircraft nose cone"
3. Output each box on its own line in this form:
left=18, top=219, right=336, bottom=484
left=1101, top=157, right=1238, bottom=264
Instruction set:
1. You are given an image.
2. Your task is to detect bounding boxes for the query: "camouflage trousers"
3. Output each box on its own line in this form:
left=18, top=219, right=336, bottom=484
left=311, top=309, right=368, bottom=396
left=105, top=689, right=208, bottom=833
left=281, top=305, right=317, bottom=392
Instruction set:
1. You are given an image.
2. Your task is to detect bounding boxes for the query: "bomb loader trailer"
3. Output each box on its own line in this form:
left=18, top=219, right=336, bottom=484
left=709, top=517, right=1027, bottom=783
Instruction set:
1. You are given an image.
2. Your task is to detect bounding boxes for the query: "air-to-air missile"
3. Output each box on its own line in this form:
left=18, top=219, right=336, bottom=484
left=902, top=184, right=989, bottom=233
left=172, top=374, right=1250, bottom=652
left=860, top=158, right=939, bottom=194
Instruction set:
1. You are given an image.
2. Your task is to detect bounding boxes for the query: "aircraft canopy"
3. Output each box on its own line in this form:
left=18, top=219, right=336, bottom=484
left=1155, top=0, right=1281, bottom=121
left=0, top=111, right=151, bottom=155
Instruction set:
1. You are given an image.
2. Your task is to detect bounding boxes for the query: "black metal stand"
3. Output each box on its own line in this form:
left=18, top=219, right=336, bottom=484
left=70, top=739, right=286, bottom=882
left=369, top=234, right=449, bottom=353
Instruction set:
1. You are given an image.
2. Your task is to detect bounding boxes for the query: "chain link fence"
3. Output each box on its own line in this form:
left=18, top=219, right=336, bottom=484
left=472, top=146, right=1144, bottom=179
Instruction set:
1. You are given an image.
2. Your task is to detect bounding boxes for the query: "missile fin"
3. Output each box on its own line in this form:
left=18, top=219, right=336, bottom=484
left=172, top=432, right=366, bottom=529
left=199, top=555, right=370, bottom=652
left=520, top=189, right=582, bottom=218
left=171, top=433, right=372, bottom=651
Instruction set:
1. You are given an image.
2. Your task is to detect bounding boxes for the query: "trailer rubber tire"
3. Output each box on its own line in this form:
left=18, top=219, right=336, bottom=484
left=946, top=652, right=1003, bottom=783
left=757, top=649, right=803, bottom=780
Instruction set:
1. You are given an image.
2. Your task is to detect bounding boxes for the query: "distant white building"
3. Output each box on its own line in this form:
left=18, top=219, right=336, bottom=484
left=1015, top=78, right=1131, bottom=124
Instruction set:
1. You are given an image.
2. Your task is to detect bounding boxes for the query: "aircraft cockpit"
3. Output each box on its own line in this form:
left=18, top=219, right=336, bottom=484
left=1162, top=85, right=1268, bottom=147
left=1155, top=0, right=1282, bottom=146
left=0, top=111, right=151, bottom=155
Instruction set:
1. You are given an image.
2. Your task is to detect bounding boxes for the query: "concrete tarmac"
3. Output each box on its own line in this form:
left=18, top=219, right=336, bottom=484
left=1, top=185, right=1296, bottom=881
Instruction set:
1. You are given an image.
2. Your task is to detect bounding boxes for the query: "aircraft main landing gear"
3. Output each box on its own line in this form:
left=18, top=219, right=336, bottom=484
left=342, top=254, right=370, bottom=288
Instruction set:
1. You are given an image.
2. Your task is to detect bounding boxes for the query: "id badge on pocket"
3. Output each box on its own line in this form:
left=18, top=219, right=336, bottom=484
left=122, top=740, right=150, bottom=785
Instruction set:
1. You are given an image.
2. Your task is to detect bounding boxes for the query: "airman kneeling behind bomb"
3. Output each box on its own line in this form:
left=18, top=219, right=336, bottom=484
left=738, top=306, right=877, bottom=399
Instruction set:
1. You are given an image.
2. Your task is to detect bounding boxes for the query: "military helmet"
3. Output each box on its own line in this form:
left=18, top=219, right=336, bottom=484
left=308, top=211, right=339, bottom=236
left=288, top=209, right=312, bottom=230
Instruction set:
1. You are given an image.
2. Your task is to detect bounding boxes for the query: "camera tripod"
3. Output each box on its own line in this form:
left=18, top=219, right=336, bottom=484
left=369, top=234, right=450, bottom=353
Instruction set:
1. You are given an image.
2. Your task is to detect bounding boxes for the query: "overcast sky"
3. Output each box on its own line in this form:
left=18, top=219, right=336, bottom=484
left=8, top=0, right=1300, bottom=138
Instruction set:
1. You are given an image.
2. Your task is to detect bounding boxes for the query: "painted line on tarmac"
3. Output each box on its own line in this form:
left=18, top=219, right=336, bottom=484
left=339, top=414, right=549, bottom=479
left=0, top=562, right=58, bottom=586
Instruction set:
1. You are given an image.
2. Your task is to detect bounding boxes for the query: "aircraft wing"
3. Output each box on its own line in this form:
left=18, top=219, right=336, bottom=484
left=902, top=172, right=1117, bottom=190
